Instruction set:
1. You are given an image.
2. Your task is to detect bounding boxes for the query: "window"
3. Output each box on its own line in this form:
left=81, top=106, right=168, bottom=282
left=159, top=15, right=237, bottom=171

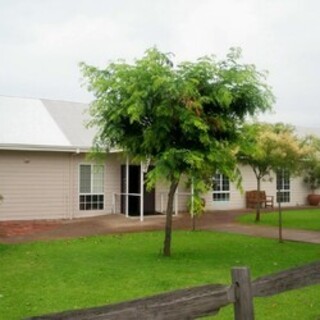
left=213, top=173, right=230, bottom=201
left=79, top=164, right=104, bottom=210
left=276, top=169, right=290, bottom=203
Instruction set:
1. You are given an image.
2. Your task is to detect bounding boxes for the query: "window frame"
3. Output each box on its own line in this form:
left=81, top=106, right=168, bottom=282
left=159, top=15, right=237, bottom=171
left=212, top=172, right=230, bottom=202
left=79, top=164, right=105, bottom=211
left=276, top=169, right=290, bottom=203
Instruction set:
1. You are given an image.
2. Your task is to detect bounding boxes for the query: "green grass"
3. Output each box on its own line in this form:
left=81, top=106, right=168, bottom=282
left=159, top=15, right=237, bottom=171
left=238, top=209, right=320, bottom=231
left=0, top=231, right=319, bottom=320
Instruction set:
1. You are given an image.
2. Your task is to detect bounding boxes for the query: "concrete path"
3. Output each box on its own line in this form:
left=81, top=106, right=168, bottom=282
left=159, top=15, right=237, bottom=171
left=206, top=222, right=320, bottom=244
left=193, top=210, right=320, bottom=244
left=0, top=210, right=319, bottom=244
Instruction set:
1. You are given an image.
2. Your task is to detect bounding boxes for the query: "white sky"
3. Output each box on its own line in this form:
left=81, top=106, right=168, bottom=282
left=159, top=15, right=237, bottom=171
left=0, top=0, right=319, bottom=127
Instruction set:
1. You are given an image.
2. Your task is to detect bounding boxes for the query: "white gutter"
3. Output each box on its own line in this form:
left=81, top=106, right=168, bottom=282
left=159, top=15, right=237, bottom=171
left=0, top=144, right=89, bottom=153
left=0, top=144, right=122, bottom=153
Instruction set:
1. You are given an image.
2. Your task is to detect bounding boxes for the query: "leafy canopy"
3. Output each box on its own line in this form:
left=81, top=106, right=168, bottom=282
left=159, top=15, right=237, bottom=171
left=81, top=47, right=274, bottom=185
left=239, top=122, right=307, bottom=180
left=238, top=122, right=308, bottom=222
left=302, top=135, right=320, bottom=191
left=81, top=47, right=274, bottom=255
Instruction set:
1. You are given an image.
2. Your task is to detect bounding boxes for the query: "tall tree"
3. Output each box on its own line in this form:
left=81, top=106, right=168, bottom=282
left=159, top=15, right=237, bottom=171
left=80, top=47, right=274, bottom=256
left=239, top=123, right=307, bottom=222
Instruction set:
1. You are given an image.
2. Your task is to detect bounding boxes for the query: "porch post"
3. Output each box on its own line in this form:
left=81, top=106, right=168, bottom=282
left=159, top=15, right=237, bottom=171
left=112, top=193, right=115, bottom=213
left=140, top=161, right=144, bottom=222
left=125, top=156, right=129, bottom=218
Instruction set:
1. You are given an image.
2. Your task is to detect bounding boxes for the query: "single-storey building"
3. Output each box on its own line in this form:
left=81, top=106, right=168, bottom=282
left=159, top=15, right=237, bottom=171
left=0, top=95, right=318, bottom=221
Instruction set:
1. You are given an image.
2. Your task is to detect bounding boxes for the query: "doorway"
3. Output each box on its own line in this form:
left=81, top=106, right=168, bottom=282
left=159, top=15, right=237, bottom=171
left=120, top=165, right=156, bottom=216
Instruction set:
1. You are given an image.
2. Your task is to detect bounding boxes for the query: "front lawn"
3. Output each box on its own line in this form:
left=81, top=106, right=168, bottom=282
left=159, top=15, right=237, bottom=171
left=238, top=209, right=320, bottom=231
left=0, top=231, right=319, bottom=320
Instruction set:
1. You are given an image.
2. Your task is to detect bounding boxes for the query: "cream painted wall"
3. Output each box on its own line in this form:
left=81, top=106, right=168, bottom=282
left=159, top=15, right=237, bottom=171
left=0, top=151, right=312, bottom=221
left=204, top=165, right=309, bottom=211
left=155, top=175, right=190, bottom=214
left=0, top=150, right=123, bottom=220
left=0, top=150, right=70, bottom=220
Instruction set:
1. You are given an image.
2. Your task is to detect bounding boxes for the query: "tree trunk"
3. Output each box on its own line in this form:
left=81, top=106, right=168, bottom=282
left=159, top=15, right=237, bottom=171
left=163, top=179, right=180, bottom=257
left=255, top=177, right=261, bottom=222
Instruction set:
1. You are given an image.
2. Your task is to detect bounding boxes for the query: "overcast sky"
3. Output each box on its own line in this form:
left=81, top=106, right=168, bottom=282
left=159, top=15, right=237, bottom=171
left=0, top=0, right=319, bottom=127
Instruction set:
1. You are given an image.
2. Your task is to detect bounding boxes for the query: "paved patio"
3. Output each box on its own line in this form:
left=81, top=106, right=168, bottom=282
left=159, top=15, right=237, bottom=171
left=0, top=209, right=319, bottom=244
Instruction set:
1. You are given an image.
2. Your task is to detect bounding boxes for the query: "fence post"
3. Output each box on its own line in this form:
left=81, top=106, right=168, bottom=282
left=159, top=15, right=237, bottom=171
left=231, top=267, right=255, bottom=320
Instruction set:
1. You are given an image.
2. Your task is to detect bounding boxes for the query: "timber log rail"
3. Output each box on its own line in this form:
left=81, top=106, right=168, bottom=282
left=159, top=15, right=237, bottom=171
left=27, top=261, right=320, bottom=320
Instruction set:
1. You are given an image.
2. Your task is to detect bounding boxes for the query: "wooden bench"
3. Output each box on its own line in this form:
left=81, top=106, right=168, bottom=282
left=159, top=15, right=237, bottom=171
left=246, top=190, right=274, bottom=209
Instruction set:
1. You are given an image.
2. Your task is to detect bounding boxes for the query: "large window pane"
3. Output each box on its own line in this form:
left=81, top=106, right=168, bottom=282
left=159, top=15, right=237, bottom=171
left=80, top=165, right=91, bottom=193
left=276, top=169, right=290, bottom=203
left=92, top=165, right=104, bottom=193
left=79, top=164, right=104, bottom=211
left=213, top=173, right=230, bottom=202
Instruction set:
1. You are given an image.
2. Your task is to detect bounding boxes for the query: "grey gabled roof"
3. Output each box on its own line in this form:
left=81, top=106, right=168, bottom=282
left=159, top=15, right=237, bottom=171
left=1, top=95, right=319, bottom=153
left=0, top=95, right=95, bottom=152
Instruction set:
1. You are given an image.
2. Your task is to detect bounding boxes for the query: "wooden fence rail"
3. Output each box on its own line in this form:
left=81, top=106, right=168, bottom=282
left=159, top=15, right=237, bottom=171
left=27, top=261, right=320, bottom=320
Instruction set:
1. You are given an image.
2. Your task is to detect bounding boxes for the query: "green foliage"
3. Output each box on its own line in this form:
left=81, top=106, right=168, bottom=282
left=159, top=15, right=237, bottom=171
left=189, top=195, right=205, bottom=216
left=80, top=47, right=274, bottom=187
left=239, top=122, right=308, bottom=180
left=238, top=122, right=308, bottom=221
left=81, top=48, right=274, bottom=254
left=0, top=232, right=319, bottom=319
left=302, top=135, right=320, bottom=191
left=186, top=177, right=208, bottom=218
left=238, top=209, right=320, bottom=231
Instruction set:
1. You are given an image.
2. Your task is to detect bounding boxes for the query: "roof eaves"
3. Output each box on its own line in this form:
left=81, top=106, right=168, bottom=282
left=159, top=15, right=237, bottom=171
left=0, top=144, right=90, bottom=153
left=0, top=144, right=122, bottom=154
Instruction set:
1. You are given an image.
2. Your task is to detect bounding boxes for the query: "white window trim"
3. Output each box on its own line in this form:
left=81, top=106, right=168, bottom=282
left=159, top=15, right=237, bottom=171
left=212, top=172, right=230, bottom=202
left=276, top=169, right=290, bottom=203
left=78, top=163, right=105, bottom=210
